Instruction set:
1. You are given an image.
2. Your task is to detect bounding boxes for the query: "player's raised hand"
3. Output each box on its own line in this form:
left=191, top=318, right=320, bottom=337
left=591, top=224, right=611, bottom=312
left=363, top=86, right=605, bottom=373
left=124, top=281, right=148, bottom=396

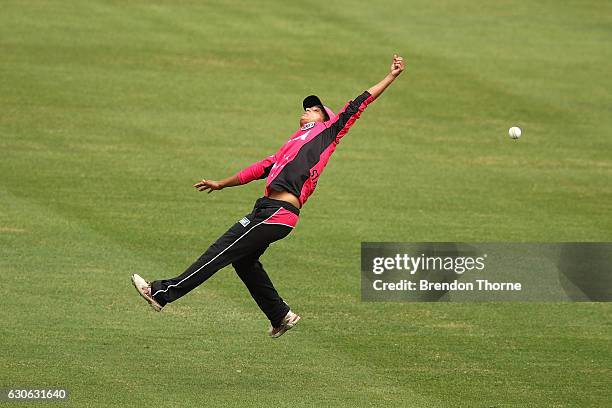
left=194, top=179, right=222, bottom=193
left=367, top=54, right=405, bottom=99
left=390, top=54, right=405, bottom=77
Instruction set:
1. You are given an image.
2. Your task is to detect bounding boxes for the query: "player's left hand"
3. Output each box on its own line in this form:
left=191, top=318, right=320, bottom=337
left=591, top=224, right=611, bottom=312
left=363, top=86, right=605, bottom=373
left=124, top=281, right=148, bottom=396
left=194, top=179, right=222, bottom=193
left=390, top=54, right=405, bottom=77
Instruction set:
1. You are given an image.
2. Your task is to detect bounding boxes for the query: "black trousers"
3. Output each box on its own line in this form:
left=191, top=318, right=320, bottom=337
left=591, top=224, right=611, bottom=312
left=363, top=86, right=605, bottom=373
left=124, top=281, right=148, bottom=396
left=150, top=197, right=299, bottom=327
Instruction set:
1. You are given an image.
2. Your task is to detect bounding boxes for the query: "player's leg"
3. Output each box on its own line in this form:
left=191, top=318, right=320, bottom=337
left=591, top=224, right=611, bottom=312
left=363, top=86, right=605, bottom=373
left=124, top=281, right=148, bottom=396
left=148, top=202, right=296, bottom=308
left=232, top=240, right=291, bottom=328
left=149, top=210, right=263, bottom=307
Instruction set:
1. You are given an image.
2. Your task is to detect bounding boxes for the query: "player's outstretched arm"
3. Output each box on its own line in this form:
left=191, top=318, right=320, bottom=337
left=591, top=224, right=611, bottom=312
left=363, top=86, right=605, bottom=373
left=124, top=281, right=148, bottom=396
left=326, top=54, right=405, bottom=143
left=367, top=54, right=405, bottom=100
left=193, top=174, right=240, bottom=194
left=194, top=153, right=275, bottom=194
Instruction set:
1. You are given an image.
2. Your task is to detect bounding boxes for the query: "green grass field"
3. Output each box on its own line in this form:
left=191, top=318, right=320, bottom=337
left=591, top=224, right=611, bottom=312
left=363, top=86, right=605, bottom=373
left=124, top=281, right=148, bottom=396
left=1, top=1, right=611, bottom=406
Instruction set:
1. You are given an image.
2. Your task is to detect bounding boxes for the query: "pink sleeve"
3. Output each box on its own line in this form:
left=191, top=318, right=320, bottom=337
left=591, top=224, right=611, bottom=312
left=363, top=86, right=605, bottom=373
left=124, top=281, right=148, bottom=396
left=237, top=155, right=276, bottom=184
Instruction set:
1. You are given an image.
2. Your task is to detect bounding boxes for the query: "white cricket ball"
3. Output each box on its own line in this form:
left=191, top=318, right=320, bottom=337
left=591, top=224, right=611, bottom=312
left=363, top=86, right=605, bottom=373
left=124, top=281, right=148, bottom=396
left=509, top=126, right=522, bottom=140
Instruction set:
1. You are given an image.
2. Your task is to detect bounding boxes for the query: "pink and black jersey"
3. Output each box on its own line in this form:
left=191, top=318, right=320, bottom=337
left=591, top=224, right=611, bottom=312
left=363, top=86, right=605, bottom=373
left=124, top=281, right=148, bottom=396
left=237, top=91, right=374, bottom=206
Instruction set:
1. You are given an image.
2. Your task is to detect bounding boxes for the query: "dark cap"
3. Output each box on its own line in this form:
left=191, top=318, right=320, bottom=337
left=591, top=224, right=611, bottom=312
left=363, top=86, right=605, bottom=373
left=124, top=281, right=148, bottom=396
left=303, top=95, right=333, bottom=121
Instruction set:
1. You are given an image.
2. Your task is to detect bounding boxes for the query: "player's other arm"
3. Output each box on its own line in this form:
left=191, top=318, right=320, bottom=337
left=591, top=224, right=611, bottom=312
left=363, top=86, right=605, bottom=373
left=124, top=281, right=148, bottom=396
left=194, top=155, right=275, bottom=193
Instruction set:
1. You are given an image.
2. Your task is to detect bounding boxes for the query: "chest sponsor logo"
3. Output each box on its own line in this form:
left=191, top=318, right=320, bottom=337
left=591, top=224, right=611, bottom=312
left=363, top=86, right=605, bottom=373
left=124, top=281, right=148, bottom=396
left=301, top=122, right=315, bottom=131
left=239, top=217, right=250, bottom=227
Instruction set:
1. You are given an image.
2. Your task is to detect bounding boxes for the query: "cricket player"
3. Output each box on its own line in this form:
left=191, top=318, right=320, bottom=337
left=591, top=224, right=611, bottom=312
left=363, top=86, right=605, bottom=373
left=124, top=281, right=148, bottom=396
left=132, top=54, right=405, bottom=338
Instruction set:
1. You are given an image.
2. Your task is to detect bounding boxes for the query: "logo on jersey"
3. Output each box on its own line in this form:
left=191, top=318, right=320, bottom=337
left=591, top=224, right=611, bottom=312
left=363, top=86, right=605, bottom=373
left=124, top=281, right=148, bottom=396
left=301, top=122, right=315, bottom=131
left=290, top=129, right=311, bottom=142
left=310, top=168, right=320, bottom=187
left=239, top=217, right=250, bottom=227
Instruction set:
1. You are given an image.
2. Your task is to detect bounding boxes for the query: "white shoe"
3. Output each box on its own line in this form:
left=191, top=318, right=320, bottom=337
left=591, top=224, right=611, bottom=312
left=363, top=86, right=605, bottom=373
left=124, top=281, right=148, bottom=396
left=268, top=310, right=301, bottom=338
left=131, top=274, right=163, bottom=312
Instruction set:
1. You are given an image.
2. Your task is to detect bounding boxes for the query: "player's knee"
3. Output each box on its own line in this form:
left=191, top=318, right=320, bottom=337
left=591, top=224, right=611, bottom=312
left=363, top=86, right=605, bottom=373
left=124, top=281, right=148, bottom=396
left=232, top=259, right=249, bottom=272
left=232, top=258, right=261, bottom=273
